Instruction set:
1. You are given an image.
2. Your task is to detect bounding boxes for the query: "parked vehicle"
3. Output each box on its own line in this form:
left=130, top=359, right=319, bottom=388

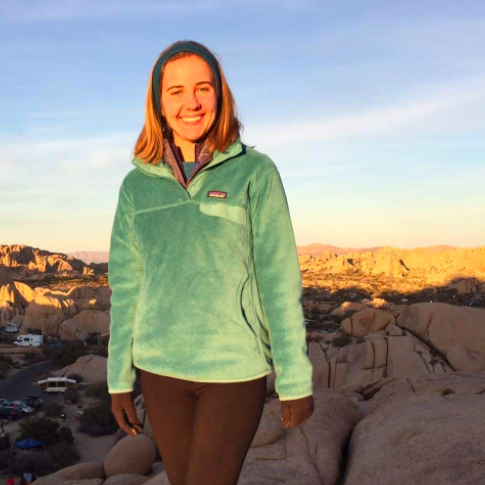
left=0, top=398, right=9, bottom=407
left=20, top=395, right=44, bottom=410
left=11, top=401, right=35, bottom=414
left=0, top=407, right=22, bottom=421
left=1, top=401, right=22, bottom=410
left=48, top=340, right=63, bottom=348
left=1, top=323, right=19, bottom=334
left=13, top=334, right=44, bottom=347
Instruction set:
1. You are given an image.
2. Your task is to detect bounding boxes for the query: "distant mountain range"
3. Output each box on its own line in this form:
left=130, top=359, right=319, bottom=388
left=66, top=244, right=459, bottom=264
left=296, top=243, right=457, bottom=257
left=68, top=251, right=109, bottom=265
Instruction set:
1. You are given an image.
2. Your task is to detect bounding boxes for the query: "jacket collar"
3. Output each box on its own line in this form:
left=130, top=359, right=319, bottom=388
left=131, top=136, right=243, bottom=183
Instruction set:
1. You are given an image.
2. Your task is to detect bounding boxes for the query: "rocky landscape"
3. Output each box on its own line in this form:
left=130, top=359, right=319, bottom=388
left=0, top=242, right=484, bottom=484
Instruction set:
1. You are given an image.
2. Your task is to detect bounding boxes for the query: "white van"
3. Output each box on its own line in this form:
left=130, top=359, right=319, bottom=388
left=14, top=334, right=44, bottom=347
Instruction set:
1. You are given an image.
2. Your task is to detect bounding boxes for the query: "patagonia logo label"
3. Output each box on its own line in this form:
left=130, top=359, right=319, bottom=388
left=207, top=190, right=227, bottom=199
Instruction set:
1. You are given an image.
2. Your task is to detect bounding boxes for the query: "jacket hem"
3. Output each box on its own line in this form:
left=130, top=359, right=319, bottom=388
left=134, top=362, right=273, bottom=383
left=278, top=391, right=313, bottom=401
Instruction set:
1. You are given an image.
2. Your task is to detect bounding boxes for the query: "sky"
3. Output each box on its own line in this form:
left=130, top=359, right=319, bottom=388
left=1, top=0, right=484, bottom=253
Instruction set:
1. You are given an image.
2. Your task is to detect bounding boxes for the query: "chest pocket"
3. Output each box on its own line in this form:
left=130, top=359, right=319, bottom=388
left=199, top=202, right=247, bottom=227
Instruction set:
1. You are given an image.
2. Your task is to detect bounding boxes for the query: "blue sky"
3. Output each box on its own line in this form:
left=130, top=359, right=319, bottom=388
left=1, top=0, right=484, bottom=252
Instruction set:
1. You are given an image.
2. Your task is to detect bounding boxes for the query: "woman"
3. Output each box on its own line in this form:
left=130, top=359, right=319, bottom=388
left=108, top=40, right=314, bottom=485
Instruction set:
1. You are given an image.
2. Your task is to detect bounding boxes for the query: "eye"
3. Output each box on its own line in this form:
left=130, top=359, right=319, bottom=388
left=171, top=91, right=182, bottom=96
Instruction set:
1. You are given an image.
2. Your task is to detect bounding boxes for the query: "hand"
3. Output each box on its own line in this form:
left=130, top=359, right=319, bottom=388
left=110, top=391, right=144, bottom=437
left=280, top=395, right=315, bottom=428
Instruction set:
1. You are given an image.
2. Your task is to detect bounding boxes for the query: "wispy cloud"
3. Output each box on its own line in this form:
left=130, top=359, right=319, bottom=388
left=0, top=131, right=137, bottom=195
left=245, top=75, right=485, bottom=147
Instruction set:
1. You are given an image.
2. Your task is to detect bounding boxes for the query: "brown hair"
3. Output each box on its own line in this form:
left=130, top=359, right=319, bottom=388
left=133, top=43, right=243, bottom=165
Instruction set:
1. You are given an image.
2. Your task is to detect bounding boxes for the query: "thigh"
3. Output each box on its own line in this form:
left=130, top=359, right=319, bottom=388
left=185, top=376, right=267, bottom=485
left=139, top=369, right=197, bottom=485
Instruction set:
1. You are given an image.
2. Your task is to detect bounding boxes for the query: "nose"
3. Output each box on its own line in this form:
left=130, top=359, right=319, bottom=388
left=186, top=91, right=201, bottom=110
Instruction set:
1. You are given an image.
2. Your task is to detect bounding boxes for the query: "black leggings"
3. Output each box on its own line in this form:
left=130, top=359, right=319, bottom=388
left=139, top=368, right=267, bottom=485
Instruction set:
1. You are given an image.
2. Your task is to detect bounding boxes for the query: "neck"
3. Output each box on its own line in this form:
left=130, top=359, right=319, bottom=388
left=173, top=137, right=196, bottom=162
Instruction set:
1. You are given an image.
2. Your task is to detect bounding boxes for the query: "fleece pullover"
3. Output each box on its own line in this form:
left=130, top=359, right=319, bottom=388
left=107, top=136, right=314, bottom=401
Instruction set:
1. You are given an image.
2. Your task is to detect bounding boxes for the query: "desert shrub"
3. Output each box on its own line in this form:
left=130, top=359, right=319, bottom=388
left=0, top=434, right=11, bottom=452
left=63, top=388, right=80, bottom=404
left=79, top=401, right=119, bottom=435
left=332, top=333, right=353, bottom=348
left=18, top=416, right=60, bottom=446
left=85, top=381, right=110, bottom=403
left=0, top=449, right=14, bottom=470
left=0, top=354, right=14, bottom=364
left=67, top=372, right=83, bottom=382
left=57, top=425, right=74, bottom=444
left=86, top=423, right=106, bottom=437
left=42, top=340, right=88, bottom=368
left=43, top=402, right=65, bottom=417
left=23, top=352, right=44, bottom=364
left=90, top=345, right=108, bottom=358
left=442, top=388, right=455, bottom=396
left=9, top=451, right=59, bottom=476
left=47, top=441, right=80, bottom=468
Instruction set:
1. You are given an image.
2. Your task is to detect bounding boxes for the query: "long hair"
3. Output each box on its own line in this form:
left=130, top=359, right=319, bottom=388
left=134, top=42, right=243, bottom=165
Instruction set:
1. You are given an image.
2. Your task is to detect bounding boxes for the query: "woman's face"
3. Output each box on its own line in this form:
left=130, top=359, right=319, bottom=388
left=161, top=55, right=218, bottom=145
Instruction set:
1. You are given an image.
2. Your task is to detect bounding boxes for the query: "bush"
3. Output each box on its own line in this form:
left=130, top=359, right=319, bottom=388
left=90, top=345, right=108, bottom=358
left=63, top=388, right=80, bottom=404
left=0, top=354, right=14, bottom=364
left=67, top=372, right=83, bottom=383
left=23, top=352, right=43, bottom=364
left=0, top=434, right=10, bottom=452
left=57, top=425, right=74, bottom=444
left=0, top=449, right=14, bottom=470
left=85, top=381, right=110, bottom=403
left=9, top=451, right=59, bottom=476
left=43, top=402, right=65, bottom=417
left=18, top=417, right=60, bottom=446
left=86, top=423, right=106, bottom=437
left=332, top=333, right=353, bottom=348
left=42, top=341, right=88, bottom=368
left=47, top=441, right=80, bottom=468
left=79, top=401, right=119, bottom=435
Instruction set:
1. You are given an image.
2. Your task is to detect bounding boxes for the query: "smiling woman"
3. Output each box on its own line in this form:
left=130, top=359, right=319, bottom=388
left=107, top=40, right=315, bottom=485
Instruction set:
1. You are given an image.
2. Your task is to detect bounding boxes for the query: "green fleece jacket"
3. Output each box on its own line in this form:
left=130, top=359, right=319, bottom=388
left=107, top=136, right=314, bottom=401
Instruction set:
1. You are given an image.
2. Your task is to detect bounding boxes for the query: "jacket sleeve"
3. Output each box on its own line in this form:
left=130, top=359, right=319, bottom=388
left=107, top=179, right=144, bottom=394
left=249, top=161, right=313, bottom=401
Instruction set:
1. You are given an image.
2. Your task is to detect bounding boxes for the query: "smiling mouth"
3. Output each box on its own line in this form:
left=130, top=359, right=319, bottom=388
left=180, top=114, right=204, bottom=123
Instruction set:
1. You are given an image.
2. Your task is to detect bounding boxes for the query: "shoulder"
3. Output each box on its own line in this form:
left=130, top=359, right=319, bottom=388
left=241, top=143, right=279, bottom=176
left=119, top=168, right=144, bottom=197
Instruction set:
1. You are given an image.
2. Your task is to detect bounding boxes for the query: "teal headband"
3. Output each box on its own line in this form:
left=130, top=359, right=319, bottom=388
left=151, top=40, right=222, bottom=118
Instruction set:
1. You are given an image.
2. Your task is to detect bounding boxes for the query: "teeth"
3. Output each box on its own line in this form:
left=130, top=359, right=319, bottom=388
left=181, top=116, right=202, bottom=122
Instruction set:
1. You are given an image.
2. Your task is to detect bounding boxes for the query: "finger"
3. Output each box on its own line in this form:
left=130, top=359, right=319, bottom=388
left=114, top=408, right=137, bottom=437
left=125, top=406, right=143, bottom=435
